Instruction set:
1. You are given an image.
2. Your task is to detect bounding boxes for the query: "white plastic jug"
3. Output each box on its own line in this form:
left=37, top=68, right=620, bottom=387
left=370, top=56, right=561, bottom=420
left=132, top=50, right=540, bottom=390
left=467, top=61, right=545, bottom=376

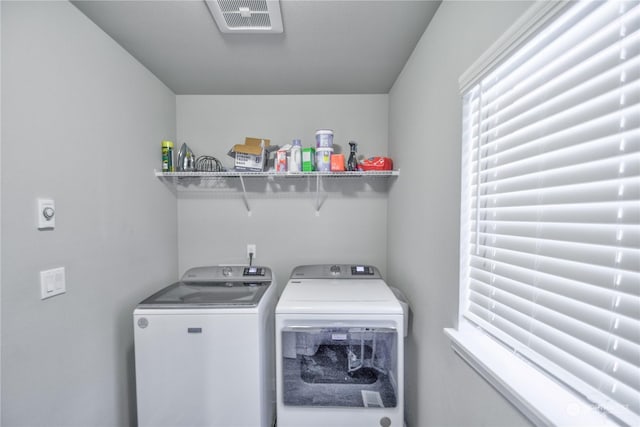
left=289, top=139, right=302, bottom=172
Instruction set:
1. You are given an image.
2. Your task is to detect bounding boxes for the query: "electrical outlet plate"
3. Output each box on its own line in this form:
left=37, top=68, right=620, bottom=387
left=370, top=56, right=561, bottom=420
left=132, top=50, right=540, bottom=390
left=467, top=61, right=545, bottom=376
left=247, top=244, right=256, bottom=260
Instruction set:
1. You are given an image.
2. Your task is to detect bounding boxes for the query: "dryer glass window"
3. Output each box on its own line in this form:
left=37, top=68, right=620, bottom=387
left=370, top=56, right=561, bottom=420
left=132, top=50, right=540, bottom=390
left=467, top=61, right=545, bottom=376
left=281, top=327, right=398, bottom=408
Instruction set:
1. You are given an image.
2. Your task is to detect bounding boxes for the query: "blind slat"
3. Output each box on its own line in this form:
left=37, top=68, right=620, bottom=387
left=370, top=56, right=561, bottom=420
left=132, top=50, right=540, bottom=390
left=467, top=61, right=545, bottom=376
left=481, top=39, right=640, bottom=138
left=471, top=104, right=640, bottom=154
left=475, top=176, right=640, bottom=206
left=469, top=272, right=640, bottom=344
left=465, top=306, right=640, bottom=416
left=477, top=220, right=640, bottom=249
left=473, top=239, right=639, bottom=279
left=478, top=151, right=640, bottom=194
left=469, top=255, right=640, bottom=305
left=470, top=200, right=640, bottom=225
left=477, top=130, right=640, bottom=182
left=468, top=283, right=640, bottom=375
left=481, top=28, right=640, bottom=130
left=478, top=85, right=640, bottom=158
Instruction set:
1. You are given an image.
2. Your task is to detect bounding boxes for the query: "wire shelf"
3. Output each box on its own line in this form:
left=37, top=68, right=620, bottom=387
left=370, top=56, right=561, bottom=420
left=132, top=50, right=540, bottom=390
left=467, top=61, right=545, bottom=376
left=155, top=170, right=399, bottom=178
left=155, top=169, right=399, bottom=215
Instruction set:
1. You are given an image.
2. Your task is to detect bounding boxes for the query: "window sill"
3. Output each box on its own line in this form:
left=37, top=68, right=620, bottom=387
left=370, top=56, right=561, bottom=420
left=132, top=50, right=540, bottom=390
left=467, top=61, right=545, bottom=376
left=444, top=322, right=619, bottom=427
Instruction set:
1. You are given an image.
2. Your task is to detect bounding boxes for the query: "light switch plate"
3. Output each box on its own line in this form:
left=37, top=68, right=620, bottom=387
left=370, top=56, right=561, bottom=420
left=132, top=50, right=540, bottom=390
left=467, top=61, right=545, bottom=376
left=40, top=267, right=65, bottom=299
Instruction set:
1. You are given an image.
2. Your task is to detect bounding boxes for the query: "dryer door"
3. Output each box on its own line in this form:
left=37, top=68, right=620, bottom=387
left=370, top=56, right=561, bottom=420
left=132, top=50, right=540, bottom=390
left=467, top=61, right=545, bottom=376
left=281, top=326, right=398, bottom=408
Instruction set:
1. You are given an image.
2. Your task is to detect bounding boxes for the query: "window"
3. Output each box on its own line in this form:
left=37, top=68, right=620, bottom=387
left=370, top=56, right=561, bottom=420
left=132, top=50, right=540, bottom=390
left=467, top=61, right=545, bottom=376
left=447, top=1, right=639, bottom=426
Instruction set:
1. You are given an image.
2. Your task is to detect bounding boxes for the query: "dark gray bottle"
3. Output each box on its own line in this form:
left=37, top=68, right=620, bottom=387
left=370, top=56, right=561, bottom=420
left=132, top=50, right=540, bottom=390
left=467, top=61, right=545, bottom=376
left=347, top=141, right=358, bottom=171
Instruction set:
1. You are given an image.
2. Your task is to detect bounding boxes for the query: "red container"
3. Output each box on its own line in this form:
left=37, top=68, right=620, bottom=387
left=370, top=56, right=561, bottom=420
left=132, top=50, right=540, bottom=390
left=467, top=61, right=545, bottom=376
left=359, top=157, right=393, bottom=171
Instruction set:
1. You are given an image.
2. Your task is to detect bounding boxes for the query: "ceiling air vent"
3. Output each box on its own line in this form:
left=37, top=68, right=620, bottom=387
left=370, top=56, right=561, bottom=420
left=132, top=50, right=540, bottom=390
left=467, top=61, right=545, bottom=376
left=205, top=0, right=283, bottom=34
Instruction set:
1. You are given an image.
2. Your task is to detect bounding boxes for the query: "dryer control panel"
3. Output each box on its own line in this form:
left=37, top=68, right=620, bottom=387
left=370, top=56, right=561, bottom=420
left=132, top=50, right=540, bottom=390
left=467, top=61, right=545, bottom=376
left=290, top=264, right=381, bottom=279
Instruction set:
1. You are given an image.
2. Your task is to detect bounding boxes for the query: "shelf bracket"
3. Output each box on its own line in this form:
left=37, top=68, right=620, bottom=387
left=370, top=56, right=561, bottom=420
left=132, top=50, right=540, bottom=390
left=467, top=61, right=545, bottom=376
left=314, top=174, right=329, bottom=215
left=238, top=174, right=252, bottom=216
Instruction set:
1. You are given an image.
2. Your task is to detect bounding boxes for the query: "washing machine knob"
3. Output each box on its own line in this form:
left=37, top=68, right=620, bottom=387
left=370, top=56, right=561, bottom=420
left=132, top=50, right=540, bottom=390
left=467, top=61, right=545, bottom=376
left=222, top=266, right=233, bottom=277
left=330, top=265, right=341, bottom=275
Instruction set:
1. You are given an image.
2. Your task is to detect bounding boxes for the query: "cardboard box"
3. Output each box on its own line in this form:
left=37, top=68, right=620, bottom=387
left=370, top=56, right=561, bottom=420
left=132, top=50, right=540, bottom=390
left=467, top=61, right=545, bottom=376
left=227, top=137, right=276, bottom=171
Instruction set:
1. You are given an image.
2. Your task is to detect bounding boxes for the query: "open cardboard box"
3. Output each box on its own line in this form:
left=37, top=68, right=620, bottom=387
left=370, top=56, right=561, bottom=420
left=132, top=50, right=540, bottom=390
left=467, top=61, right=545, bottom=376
left=227, top=137, right=277, bottom=171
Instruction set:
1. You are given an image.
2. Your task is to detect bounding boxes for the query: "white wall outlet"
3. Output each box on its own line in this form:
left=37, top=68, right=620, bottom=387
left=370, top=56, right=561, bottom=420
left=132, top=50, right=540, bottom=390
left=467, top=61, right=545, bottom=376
left=37, top=198, right=56, bottom=230
left=247, top=244, right=256, bottom=260
left=40, top=267, right=66, bottom=299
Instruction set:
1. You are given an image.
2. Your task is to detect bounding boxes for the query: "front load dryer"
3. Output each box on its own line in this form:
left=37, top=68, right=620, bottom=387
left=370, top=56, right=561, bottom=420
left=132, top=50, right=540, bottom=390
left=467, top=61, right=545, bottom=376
left=275, top=264, right=405, bottom=427
left=134, top=265, right=277, bottom=427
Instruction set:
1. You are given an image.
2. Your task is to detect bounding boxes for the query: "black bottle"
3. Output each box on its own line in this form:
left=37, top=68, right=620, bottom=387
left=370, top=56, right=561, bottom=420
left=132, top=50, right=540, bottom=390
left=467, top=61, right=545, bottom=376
left=347, top=141, right=358, bottom=171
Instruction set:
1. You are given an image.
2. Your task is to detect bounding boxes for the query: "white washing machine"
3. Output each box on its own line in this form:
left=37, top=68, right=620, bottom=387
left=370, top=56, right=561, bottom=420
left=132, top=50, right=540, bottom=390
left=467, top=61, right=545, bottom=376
left=275, top=264, right=406, bottom=427
left=134, top=265, right=277, bottom=427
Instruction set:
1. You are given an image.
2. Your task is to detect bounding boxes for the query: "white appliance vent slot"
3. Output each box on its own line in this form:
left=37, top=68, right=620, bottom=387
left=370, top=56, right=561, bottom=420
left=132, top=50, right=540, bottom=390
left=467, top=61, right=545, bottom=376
left=205, top=0, right=283, bottom=34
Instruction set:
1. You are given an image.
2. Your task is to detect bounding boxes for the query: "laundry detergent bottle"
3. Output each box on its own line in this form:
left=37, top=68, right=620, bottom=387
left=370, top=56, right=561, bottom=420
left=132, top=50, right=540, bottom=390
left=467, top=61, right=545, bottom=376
left=289, top=139, right=302, bottom=172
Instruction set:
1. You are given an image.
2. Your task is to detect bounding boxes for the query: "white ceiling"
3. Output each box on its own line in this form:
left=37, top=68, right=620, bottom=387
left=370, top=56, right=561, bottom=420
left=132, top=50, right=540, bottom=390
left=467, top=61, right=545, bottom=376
left=71, top=0, right=441, bottom=95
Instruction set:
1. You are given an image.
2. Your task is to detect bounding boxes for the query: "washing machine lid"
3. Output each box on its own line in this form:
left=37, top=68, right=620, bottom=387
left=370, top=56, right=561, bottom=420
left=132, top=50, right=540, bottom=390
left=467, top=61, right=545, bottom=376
left=138, top=280, right=271, bottom=308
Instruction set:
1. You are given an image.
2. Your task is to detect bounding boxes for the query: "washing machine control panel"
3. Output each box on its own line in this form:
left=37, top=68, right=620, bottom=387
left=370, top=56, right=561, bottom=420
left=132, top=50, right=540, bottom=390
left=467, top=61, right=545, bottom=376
left=243, top=266, right=266, bottom=276
left=351, top=265, right=375, bottom=275
left=182, top=265, right=271, bottom=281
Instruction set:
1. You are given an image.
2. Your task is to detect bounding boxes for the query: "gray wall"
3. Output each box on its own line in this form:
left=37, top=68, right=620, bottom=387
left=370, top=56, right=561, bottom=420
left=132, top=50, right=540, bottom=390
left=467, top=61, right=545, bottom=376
left=176, top=95, right=390, bottom=288
left=387, top=1, right=534, bottom=426
left=1, top=2, right=177, bottom=426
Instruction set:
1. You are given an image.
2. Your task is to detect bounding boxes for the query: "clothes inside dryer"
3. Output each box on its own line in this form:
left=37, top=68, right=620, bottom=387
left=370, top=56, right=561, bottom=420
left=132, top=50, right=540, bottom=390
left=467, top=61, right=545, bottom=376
left=301, top=345, right=378, bottom=385
left=281, top=327, right=397, bottom=408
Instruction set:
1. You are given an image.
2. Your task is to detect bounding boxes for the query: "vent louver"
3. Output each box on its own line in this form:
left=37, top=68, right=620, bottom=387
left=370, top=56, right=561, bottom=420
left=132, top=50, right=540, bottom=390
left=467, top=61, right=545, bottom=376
left=205, top=0, right=283, bottom=34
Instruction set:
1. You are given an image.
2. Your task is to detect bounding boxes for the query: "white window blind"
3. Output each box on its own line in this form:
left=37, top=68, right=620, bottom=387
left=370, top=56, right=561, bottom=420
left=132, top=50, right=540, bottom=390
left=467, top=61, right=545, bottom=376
left=459, top=1, right=640, bottom=425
